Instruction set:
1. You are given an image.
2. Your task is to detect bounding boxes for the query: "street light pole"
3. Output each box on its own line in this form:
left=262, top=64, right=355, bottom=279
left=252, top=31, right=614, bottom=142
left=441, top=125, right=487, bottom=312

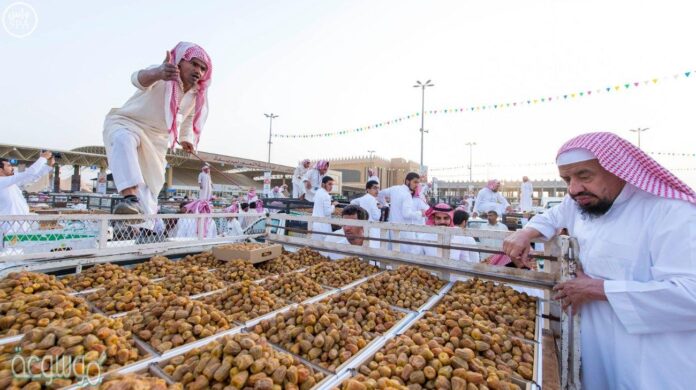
left=414, top=80, right=434, bottom=173
left=367, top=149, right=375, bottom=167
left=265, top=113, right=279, bottom=163
left=465, top=142, right=476, bottom=184
left=629, top=127, right=649, bottom=149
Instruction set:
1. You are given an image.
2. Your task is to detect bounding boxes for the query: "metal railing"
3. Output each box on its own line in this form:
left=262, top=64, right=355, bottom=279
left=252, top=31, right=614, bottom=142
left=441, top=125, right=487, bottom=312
left=0, top=212, right=262, bottom=266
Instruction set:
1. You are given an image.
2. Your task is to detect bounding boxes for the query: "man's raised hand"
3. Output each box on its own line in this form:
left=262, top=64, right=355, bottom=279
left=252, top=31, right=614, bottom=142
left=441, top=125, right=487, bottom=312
left=159, top=51, right=180, bottom=82
left=180, top=141, right=194, bottom=154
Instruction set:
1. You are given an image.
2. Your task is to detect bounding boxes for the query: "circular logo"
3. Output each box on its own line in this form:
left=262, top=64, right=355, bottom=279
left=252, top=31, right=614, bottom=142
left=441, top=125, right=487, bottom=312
left=2, top=2, right=38, bottom=38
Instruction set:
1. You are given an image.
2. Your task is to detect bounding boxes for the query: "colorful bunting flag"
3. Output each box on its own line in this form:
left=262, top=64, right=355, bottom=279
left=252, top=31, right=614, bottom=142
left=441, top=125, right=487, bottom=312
left=274, top=68, right=695, bottom=139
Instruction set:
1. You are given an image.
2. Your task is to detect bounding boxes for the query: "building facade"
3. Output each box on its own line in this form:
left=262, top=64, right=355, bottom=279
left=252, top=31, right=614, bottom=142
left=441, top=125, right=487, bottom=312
left=325, top=155, right=422, bottom=195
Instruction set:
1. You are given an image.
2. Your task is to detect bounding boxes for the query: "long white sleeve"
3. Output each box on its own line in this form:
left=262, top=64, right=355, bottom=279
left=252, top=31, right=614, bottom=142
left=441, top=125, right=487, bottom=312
left=498, top=192, right=510, bottom=208
left=401, top=193, right=422, bottom=221
left=322, top=194, right=334, bottom=216
left=525, top=195, right=574, bottom=238
left=293, top=166, right=303, bottom=182
left=0, top=158, right=49, bottom=190
left=179, top=111, right=195, bottom=145
left=604, top=202, right=696, bottom=334
left=378, top=186, right=393, bottom=205
left=366, top=197, right=381, bottom=222
left=474, top=190, right=485, bottom=213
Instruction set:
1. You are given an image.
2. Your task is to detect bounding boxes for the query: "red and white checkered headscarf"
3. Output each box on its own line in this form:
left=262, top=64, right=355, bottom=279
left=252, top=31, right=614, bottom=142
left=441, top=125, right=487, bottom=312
left=557, top=132, right=696, bottom=205
left=314, top=160, right=330, bottom=171
left=165, top=42, right=212, bottom=148
left=425, top=203, right=454, bottom=226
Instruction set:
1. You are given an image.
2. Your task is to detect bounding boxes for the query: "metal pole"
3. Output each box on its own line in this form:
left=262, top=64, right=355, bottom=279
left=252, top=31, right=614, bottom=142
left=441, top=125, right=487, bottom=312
left=469, top=143, right=473, bottom=183
left=265, top=113, right=278, bottom=163
left=629, top=127, right=649, bottom=149
left=420, top=86, right=425, bottom=171
left=466, top=142, right=476, bottom=185
left=414, top=80, right=433, bottom=174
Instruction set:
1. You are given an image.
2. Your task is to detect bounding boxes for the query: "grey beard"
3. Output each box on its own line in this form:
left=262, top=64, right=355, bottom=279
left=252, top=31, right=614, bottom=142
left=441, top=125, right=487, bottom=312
left=578, top=199, right=614, bottom=219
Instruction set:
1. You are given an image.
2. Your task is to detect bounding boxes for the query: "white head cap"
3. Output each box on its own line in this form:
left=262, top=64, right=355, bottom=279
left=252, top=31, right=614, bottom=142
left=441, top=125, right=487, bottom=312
left=556, top=149, right=597, bottom=166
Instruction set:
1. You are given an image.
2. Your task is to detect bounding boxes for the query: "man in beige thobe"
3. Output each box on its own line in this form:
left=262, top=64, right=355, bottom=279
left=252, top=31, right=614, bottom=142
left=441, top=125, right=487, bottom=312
left=103, top=42, right=212, bottom=225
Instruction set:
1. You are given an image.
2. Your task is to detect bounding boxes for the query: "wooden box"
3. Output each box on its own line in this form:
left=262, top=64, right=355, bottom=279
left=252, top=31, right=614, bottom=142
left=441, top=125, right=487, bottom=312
left=213, top=244, right=282, bottom=264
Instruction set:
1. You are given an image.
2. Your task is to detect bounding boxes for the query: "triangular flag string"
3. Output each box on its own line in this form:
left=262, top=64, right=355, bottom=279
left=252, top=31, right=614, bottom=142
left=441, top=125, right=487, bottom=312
left=273, top=68, right=695, bottom=139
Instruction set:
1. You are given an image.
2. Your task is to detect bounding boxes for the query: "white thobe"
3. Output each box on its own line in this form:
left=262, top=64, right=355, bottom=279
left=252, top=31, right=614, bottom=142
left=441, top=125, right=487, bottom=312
left=474, top=187, right=510, bottom=216
left=351, top=194, right=381, bottom=248
left=450, top=235, right=480, bottom=263
left=103, top=67, right=197, bottom=215
left=413, top=196, right=432, bottom=254
left=323, top=228, right=351, bottom=259
left=478, top=222, right=509, bottom=249
left=302, top=169, right=323, bottom=202
left=417, top=232, right=480, bottom=263
left=311, top=188, right=334, bottom=241
left=198, top=172, right=212, bottom=201
left=464, top=197, right=474, bottom=214
left=292, top=166, right=308, bottom=198
left=350, top=194, right=381, bottom=222
left=225, top=218, right=244, bottom=236
left=527, top=184, right=696, bottom=390
left=380, top=185, right=423, bottom=253
left=519, top=181, right=533, bottom=212
left=172, top=217, right=217, bottom=239
left=0, top=158, right=51, bottom=216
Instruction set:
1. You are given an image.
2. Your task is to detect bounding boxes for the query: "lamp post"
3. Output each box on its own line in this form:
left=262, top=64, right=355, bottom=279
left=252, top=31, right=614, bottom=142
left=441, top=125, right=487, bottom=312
left=413, top=80, right=434, bottom=173
left=629, top=127, right=649, bottom=149
left=465, top=142, right=476, bottom=184
left=265, top=113, right=279, bottom=163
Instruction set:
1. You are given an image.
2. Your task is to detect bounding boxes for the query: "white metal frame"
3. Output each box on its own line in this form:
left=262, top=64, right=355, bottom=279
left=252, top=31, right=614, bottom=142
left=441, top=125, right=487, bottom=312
left=0, top=211, right=582, bottom=389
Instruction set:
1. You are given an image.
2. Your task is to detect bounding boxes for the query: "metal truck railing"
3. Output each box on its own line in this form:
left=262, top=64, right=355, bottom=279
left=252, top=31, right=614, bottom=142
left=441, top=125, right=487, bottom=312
left=264, top=213, right=581, bottom=389
left=0, top=211, right=581, bottom=389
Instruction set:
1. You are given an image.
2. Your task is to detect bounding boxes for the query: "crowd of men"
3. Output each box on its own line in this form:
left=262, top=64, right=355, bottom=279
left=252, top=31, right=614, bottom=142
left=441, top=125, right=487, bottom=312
left=3, top=41, right=695, bottom=388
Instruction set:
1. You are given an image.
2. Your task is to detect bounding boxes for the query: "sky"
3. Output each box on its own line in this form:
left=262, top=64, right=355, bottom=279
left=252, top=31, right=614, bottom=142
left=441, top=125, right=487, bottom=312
left=1, top=0, right=695, bottom=186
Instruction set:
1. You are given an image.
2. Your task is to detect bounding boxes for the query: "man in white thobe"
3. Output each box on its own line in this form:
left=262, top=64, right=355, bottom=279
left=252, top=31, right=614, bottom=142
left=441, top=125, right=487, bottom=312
left=378, top=172, right=426, bottom=253
left=103, top=42, right=212, bottom=222
left=451, top=208, right=480, bottom=263
left=351, top=180, right=381, bottom=222
left=417, top=204, right=479, bottom=263
left=519, top=176, right=533, bottom=212
left=245, top=188, right=259, bottom=204
left=311, top=176, right=338, bottom=241
left=350, top=180, right=381, bottom=248
left=503, top=132, right=696, bottom=389
left=303, top=160, right=330, bottom=202
left=0, top=153, right=53, bottom=216
left=292, top=159, right=311, bottom=198
left=367, top=168, right=380, bottom=184
left=197, top=165, right=213, bottom=201
left=474, top=179, right=511, bottom=217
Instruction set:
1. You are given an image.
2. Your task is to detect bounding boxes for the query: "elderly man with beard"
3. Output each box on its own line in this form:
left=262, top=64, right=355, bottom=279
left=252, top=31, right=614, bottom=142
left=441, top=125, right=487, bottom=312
left=503, top=132, right=696, bottom=389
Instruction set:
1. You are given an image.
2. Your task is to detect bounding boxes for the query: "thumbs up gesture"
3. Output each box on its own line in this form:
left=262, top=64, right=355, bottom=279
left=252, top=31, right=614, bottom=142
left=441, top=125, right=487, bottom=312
left=158, top=51, right=180, bottom=82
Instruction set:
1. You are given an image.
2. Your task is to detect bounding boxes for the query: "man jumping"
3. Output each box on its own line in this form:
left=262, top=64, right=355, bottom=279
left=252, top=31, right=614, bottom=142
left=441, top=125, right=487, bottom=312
left=103, top=42, right=212, bottom=224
